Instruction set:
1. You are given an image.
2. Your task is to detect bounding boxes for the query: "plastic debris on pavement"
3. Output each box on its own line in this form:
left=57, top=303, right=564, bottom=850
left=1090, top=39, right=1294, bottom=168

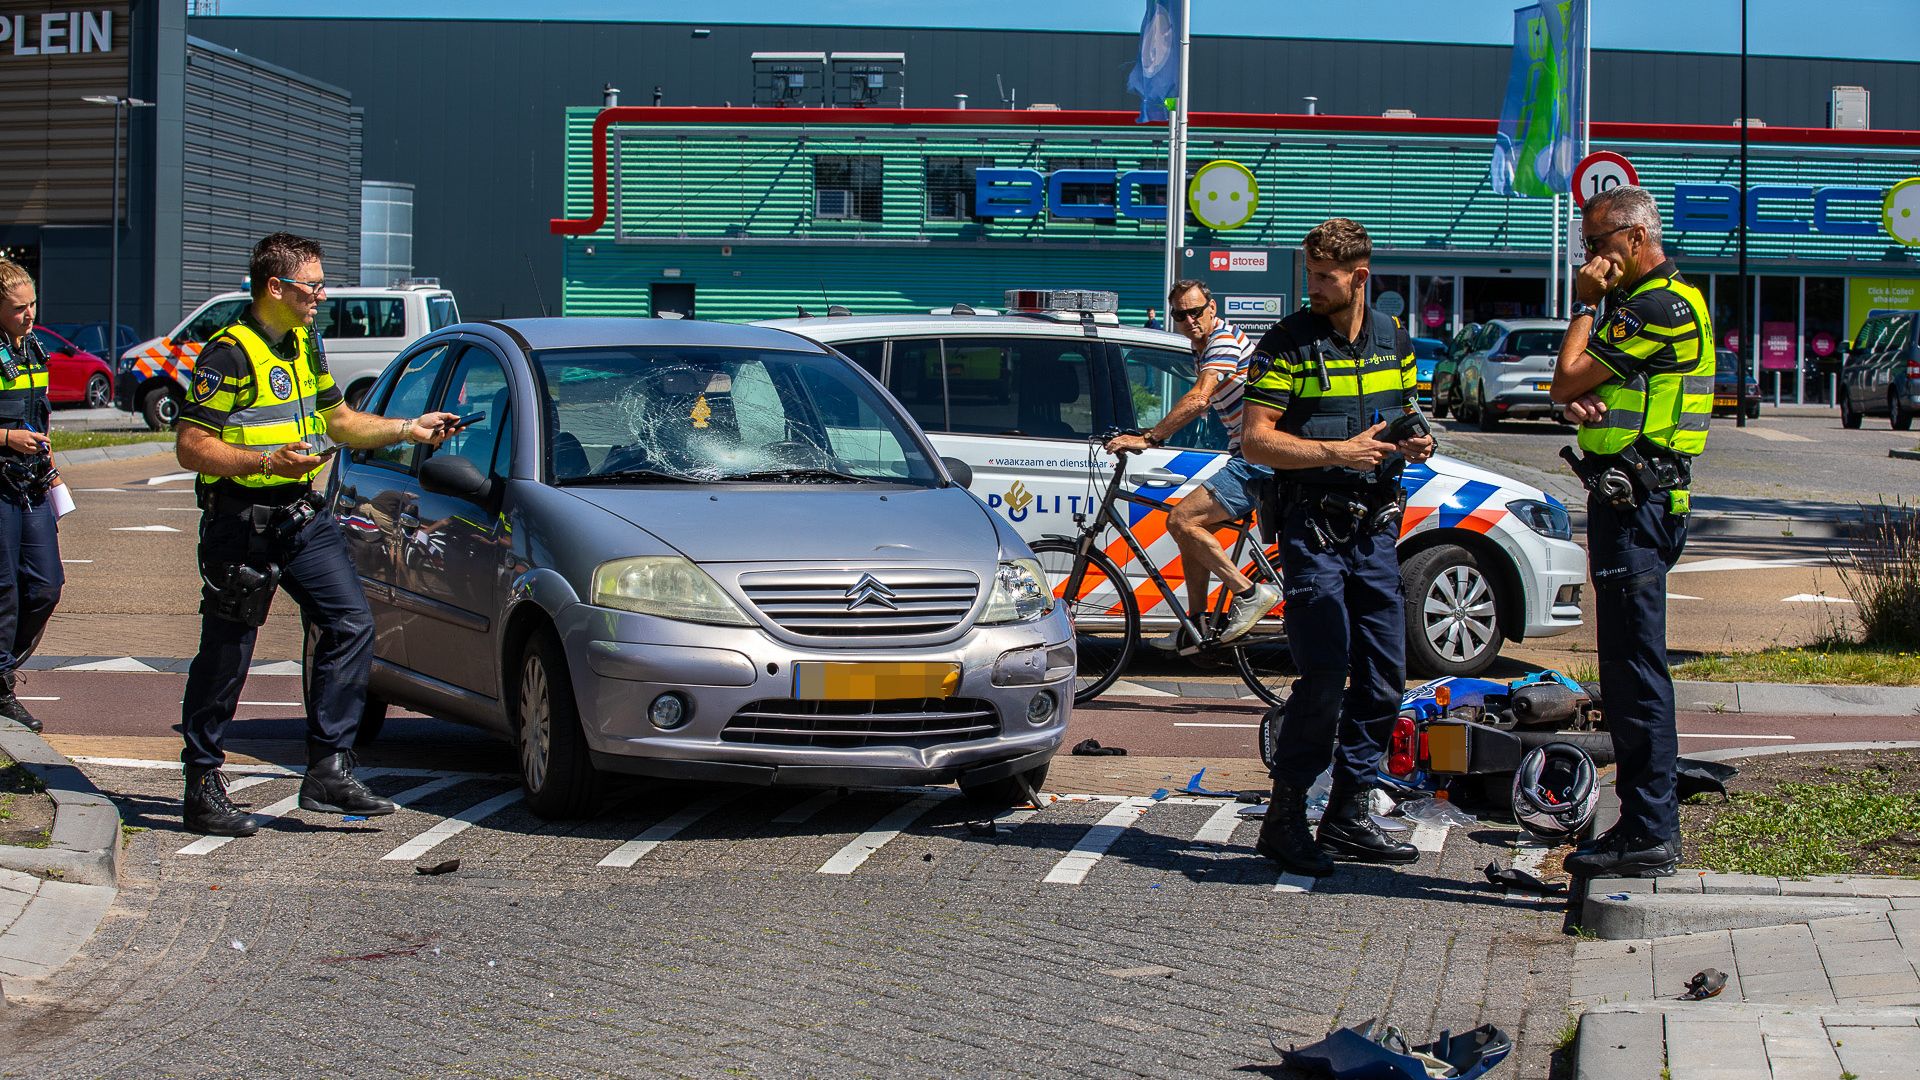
left=229, top=940, right=246, bottom=953
left=1275, top=1017, right=1512, bottom=1080
left=1149, top=789, right=1170, bottom=801
left=1183, top=768, right=1236, bottom=797
left=1070, top=738, right=1127, bottom=756
left=1606, top=892, right=1631, bottom=901
left=1396, top=796, right=1478, bottom=828
left=1681, top=968, right=1728, bottom=1000
left=1482, top=861, right=1568, bottom=896
left=415, top=859, right=461, bottom=876
left=342, top=815, right=368, bottom=823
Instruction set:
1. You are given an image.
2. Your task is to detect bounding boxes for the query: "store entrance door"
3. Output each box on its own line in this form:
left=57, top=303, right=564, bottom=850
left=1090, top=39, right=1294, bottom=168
left=651, top=282, right=696, bottom=319
left=1462, top=274, right=1549, bottom=324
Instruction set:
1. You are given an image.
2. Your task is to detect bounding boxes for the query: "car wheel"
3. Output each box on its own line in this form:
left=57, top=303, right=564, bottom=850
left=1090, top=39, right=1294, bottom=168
left=1401, top=544, right=1504, bottom=677
left=1746, top=402, right=1761, bottom=421
left=1840, top=393, right=1862, bottom=429
left=1431, top=380, right=1450, bottom=419
left=345, top=379, right=374, bottom=410
left=1476, top=388, right=1502, bottom=432
left=959, top=760, right=1049, bottom=809
left=85, top=373, right=112, bottom=409
left=140, top=384, right=178, bottom=431
left=515, top=629, right=601, bottom=818
left=1892, top=392, right=1914, bottom=431
left=301, top=617, right=389, bottom=748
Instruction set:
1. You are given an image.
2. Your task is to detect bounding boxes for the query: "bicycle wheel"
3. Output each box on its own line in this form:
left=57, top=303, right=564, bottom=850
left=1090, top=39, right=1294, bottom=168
left=1029, top=538, right=1138, bottom=704
left=1230, top=555, right=1292, bottom=708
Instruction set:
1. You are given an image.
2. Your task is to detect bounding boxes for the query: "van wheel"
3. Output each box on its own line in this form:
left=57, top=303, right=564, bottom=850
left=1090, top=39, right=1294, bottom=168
left=1893, top=392, right=1914, bottom=431
left=1402, top=544, right=1504, bottom=677
left=515, top=629, right=600, bottom=819
left=301, top=617, right=389, bottom=747
left=959, top=761, right=1049, bottom=810
left=1840, top=394, right=1862, bottom=429
left=140, top=384, right=179, bottom=431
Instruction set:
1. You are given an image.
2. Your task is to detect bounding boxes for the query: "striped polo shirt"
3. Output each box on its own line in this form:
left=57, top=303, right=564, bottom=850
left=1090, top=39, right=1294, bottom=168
left=1198, top=318, right=1256, bottom=453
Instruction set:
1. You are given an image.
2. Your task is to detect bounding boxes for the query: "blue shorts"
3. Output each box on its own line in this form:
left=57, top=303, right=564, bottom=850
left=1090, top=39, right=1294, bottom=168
left=1200, top=455, right=1273, bottom=520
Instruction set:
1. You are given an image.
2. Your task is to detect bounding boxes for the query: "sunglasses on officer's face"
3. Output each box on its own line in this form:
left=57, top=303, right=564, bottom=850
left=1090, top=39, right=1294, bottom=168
left=1581, top=224, right=1633, bottom=255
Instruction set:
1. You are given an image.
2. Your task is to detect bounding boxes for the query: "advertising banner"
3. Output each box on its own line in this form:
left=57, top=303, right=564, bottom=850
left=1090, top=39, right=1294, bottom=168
left=1847, top=277, right=1920, bottom=342
left=1125, top=0, right=1179, bottom=124
left=1760, top=321, right=1796, bottom=371
left=1490, top=0, right=1586, bottom=198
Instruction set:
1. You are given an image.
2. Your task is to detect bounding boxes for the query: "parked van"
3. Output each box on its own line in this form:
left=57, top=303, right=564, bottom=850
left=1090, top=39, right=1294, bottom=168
left=115, top=282, right=459, bottom=429
left=1840, top=309, right=1919, bottom=430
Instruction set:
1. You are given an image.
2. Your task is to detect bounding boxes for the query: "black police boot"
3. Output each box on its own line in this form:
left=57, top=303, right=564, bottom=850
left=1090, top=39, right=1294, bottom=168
left=1317, top=788, right=1419, bottom=864
left=298, top=751, right=396, bottom=816
left=183, top=769, right=263, bottom=837
left=1256, top=780, right=1335, bottom=877
left=0, top=671, right=41, bottom=734
left=1565, top=831, right=1680, bottom=879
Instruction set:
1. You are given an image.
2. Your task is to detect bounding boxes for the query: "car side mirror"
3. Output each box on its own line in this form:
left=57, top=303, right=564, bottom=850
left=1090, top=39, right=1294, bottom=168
left=940, top=456, right=973, bottom=489
left=420, top=453, right=493, bottom=503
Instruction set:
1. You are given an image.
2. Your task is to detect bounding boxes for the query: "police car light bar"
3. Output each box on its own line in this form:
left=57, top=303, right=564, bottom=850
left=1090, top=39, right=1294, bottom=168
left=1003, top=289, right=1120, bottom=314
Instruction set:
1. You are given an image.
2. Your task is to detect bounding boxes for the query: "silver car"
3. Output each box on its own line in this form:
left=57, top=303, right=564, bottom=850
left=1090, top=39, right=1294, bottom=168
left=321, top=318, right=1073, bottom=816
left=1455, top=318, right=1571, bottom=431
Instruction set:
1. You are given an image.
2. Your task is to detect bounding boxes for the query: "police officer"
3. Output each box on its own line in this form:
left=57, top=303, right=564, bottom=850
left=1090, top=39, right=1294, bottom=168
left=1240, top=219, right=1434, bottom=877
left=174, top=233, right=460, bottom=837
left=1550, top=185, right=1712, bottom=879
left=0, top=260, right=63, bottom=734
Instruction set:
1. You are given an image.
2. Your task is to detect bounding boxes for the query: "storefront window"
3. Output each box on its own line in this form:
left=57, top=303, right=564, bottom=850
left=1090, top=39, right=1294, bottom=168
left=1758, top=276, right=1798, bottom=404
left=1462, top=275, right=1545, bottom=323
left=1804, top=277, right=1845, bottom=404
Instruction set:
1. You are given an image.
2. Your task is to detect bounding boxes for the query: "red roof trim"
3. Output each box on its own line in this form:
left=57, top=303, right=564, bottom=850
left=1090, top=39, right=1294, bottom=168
left=551, top=106, right=1920, bottom=235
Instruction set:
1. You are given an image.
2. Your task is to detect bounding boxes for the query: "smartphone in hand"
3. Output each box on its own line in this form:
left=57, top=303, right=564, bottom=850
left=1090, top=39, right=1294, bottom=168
left=449, top=411, right=486, bottom=431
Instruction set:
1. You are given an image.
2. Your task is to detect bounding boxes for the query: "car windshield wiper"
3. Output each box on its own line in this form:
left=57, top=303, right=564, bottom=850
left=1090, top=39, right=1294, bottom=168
left=557, top=469, right=701, bottom=486
left=718, top=467, right=874, bottom=484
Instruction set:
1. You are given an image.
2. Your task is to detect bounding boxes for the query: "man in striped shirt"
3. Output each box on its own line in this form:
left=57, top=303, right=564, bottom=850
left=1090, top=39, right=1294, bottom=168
left=1104, top=279, right=1280, bottom=648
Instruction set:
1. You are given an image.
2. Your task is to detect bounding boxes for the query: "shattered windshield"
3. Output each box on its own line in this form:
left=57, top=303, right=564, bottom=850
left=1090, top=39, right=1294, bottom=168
left=531, top=345, right=940, bottom=487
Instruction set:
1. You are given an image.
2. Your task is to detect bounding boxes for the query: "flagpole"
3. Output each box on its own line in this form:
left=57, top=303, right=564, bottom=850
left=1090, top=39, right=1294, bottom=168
left=1550, top=194, right=1561, bottom=317
left=1162, top=0, right=1191, bottom=306
left=1573, top=0, right=1590, bottom=319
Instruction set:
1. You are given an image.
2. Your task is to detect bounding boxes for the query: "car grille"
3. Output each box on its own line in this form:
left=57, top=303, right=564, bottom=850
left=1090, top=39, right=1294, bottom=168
left=738, top=569, right=979, bottom=638
left=722, top=698, right=1000, bottom=748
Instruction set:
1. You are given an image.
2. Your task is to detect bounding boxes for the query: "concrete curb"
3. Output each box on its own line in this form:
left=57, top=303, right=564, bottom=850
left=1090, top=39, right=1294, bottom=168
left=1575, top=1003, right=1920, bottom=1080
left=54, top=442, right=172, bottom=467
left=0, top=720, right=121, bottom=887
left=1672, top=680, right=1920, bottom=716
left=1579, top=891, right=1886, bottom=939
left=1891, top=448, right=1920, bottom=462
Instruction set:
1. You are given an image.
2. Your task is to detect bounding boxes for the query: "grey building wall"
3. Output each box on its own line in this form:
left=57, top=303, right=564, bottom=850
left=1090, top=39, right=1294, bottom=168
left=190, top=17, right=1920, bottom=320
left=178, top=37, right=359, bottom=317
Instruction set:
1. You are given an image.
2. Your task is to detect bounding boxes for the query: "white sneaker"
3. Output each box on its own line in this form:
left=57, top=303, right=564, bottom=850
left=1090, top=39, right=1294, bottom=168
left=1220, top=583, right=1281, bottom=643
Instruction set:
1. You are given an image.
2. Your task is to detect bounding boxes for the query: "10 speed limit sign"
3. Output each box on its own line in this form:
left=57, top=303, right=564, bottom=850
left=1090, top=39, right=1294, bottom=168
left=1572, top=151, right=1638, bottom=207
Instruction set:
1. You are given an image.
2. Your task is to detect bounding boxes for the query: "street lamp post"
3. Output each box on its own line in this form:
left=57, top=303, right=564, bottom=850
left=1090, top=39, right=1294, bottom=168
left=80, top=95, right=152, bottom=372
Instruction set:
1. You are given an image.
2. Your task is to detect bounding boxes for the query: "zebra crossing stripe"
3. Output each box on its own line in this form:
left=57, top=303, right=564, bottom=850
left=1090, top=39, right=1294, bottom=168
left=380, top=790, right=525, bottom=862
left=1043, top=796, right=1155, bottom=885
left=177, top=770, right=393, bottom=855
left=1410, top=822, right=1449, bottom=853
left=773, top=789, right=840, bottom=825
left=816, top=791, right=956, bottom=875
left=598, top=791, right=740, bottom=869
left=1273, top=873, right=1317, bottom=893
left=386, top=775, right=467, bottom=808
left=1191, top=801, right=1246, bottom=846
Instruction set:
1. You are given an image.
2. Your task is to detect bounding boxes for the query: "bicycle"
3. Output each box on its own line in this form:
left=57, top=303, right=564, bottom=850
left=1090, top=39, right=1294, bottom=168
left=1028, top=435, right=1291, bottom=707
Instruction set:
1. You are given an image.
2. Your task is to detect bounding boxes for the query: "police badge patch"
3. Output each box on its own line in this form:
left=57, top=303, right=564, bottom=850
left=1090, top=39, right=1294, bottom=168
left=1608, top=309, right=1643, bottom=342
left=190, top=368, right=222, bottom=404
left=268, top=366, right=294, bottom=400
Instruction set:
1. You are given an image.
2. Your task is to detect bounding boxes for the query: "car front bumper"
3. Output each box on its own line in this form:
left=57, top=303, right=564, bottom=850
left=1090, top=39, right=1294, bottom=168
left=555, top=603, right=1074, bottom=787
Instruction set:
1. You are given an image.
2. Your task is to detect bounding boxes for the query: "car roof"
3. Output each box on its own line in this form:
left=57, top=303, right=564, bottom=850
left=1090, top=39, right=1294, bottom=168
left=487, top=317, right=833, bottom=354
left=1489, top=318, right=1570, bottom=331
left=758, top=312, right=1196, bottom=349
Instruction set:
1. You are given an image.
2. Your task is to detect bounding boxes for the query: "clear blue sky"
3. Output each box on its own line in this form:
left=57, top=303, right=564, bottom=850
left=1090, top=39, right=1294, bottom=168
left=213, top=0, right=1920, bottom=62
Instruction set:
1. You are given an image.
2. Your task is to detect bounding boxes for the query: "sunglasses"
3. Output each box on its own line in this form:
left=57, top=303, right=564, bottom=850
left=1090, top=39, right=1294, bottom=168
left=274, top=276, right=328, bottom=296
left=1581, top=224, right=1633, bottom=254
left=1172, top=301, right=1212, bottom=322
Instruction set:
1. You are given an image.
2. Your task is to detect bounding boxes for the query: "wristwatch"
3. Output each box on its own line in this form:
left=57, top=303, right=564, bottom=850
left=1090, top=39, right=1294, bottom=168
left=1143, top=431, right=1165, bottom=448
left=1571, top=301, right=1599, bottom=321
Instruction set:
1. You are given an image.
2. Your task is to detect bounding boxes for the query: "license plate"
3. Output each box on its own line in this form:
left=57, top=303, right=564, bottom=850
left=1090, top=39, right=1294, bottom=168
left=1714, top=396, right=1736, bottom=406
left=1425, top=723, right=1470, bottom=774
left=1533, top=381, right=1552, bottom=391
left=1416, top=381, right=1431, bottom=392
left=794, top=661, right=960, bottom=701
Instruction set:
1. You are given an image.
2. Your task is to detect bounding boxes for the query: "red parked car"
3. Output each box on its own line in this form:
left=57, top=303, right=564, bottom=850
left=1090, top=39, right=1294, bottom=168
left=29, top=326, right=115, bottom=409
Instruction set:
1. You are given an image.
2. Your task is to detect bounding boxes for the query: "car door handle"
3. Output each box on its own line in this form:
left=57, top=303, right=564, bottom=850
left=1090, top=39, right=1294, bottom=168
left=1129, top=468, right=1183, bottom=487
left=397, top=514, right=421, bottom=529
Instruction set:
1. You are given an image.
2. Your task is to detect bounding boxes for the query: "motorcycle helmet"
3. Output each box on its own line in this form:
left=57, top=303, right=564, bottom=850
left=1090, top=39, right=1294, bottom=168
left=1510, top=742, right=1599, bottom=841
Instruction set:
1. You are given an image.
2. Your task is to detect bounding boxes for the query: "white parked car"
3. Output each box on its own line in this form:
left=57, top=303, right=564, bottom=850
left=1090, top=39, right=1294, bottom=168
left=114, top=282, right=459, bottom=429
left=1453, top=317, right=1571, bottom=431
left=767, top=297, right=1587, bottom=677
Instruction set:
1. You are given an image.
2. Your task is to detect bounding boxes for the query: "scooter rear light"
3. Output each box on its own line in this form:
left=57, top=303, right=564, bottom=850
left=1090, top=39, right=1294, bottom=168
left=1387, top=715, right=1418, bottom=776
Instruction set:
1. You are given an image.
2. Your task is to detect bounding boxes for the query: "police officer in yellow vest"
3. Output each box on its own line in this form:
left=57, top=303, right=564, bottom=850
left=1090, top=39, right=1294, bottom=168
left=1550, top=185, right=1713, bottom=879
left=174, top=233, right=461, bottom=837
left=0, top=260, right=63, bottom=734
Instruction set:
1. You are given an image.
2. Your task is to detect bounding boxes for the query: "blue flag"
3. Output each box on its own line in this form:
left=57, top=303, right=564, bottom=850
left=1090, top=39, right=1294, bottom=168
left=1491, top=1, right=1586, bottom=197
left=1127, top=0, right=1180, bottom=124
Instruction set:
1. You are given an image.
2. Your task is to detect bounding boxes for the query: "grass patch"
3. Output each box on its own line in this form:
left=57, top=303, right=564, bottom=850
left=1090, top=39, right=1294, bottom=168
left=1691, top=757, right=1920, bottom=878
left=50, top=430, right=172, bottom=453
left=1670, top=643, right=1920, bottom=686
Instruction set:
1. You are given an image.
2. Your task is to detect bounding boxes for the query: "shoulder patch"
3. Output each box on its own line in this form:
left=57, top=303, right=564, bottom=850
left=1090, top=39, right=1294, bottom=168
left=190, top=368, right=222, bottom=404
left=1608, top=309, right=1643, bottom=342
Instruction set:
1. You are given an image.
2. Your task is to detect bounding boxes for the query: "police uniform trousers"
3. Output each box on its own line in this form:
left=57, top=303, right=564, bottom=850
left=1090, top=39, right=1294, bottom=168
left=1587, top=491, right=1688, bottom=845
left=181, top=505, right=373, bottom=770
left=1268, top=502, right=1405, bottom=791
left=0, top=485, right=63, bottom=675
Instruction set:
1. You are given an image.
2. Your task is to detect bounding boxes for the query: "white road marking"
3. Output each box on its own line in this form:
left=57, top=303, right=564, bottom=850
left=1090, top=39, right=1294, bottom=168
left=248, top=661, right=305, bottom=676
left=1410, top=822, right=1449, bottom=853
left=158, top=507, right=203, bottom=512
left=773, top=789, right=841, bottom=824
left=1743, top=427, right=1814, bottom=443
left=1043, top=796, right=1154, bottom=885
left=1503, top=839, right=1558, bottom=906
left=178, top=769, right=393, bottom=855
left=59, top=559, right=93, bottom=565
left=1191, top=800, right=1246, bottom=846
left=73, top=488, right=126, bottom=494
left=1173, top=722, right=1259, bottom=729
left=599, top=791, right=740, bottom=868
left=1677, top=732, right=1795, bottom=741
left=1103, top=680, right=1178, bottom=699
left=817, top=791, right=956, bottom=875
left=145, top=472, right=195, bottom=486
left=71, top=756, right=514, bottom=781
left=58, top=657, right=161, bottom=673
left=1666, top=593, right=1702, bottom=600
left=1781, top=594, right=1854, bottom=604
left=1273, top=873, right=1317, bottom=894
left=226, top=774, right=282, bottom=792
left=384, top=775, right=466, bottom=808
left=16, top=696, right=57, bottom=702
left=109, top=525, right=180, bottom=533
left=238, top=701, right=301, bottom=707
left=1670, top=557, right=1824, bottom=575
left=380, top=789, right=525, bottom=862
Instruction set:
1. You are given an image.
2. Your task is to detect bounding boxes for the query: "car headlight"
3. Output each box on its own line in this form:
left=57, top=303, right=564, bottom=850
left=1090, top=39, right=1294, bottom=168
left=590, top=556, right=753, bottom=626
left=979, top=559, right=1053, bottom=624
left=1506, top=498, right=1572, bottom=541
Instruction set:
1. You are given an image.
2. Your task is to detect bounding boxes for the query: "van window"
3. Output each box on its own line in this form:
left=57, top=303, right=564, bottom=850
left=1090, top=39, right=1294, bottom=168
left=317, top=298, right=406, bottom=340
left=179, top=298, right=249, bottom=344
left=938, top=337, right=1096, bottom=439
left=1117, top=343, right=1229, bottom=452
left=426, top=296, right=459, bottom=332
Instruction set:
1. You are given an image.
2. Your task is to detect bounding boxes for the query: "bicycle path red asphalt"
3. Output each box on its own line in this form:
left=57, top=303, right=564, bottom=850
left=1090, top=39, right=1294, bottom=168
left=18, top=669, right=1919, bottom=764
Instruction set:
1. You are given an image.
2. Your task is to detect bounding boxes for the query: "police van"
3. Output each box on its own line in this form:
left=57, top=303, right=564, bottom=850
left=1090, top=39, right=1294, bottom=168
left=114, top=281, right=459, bottom=430
left=765, top=290, right=1587, bottom=677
